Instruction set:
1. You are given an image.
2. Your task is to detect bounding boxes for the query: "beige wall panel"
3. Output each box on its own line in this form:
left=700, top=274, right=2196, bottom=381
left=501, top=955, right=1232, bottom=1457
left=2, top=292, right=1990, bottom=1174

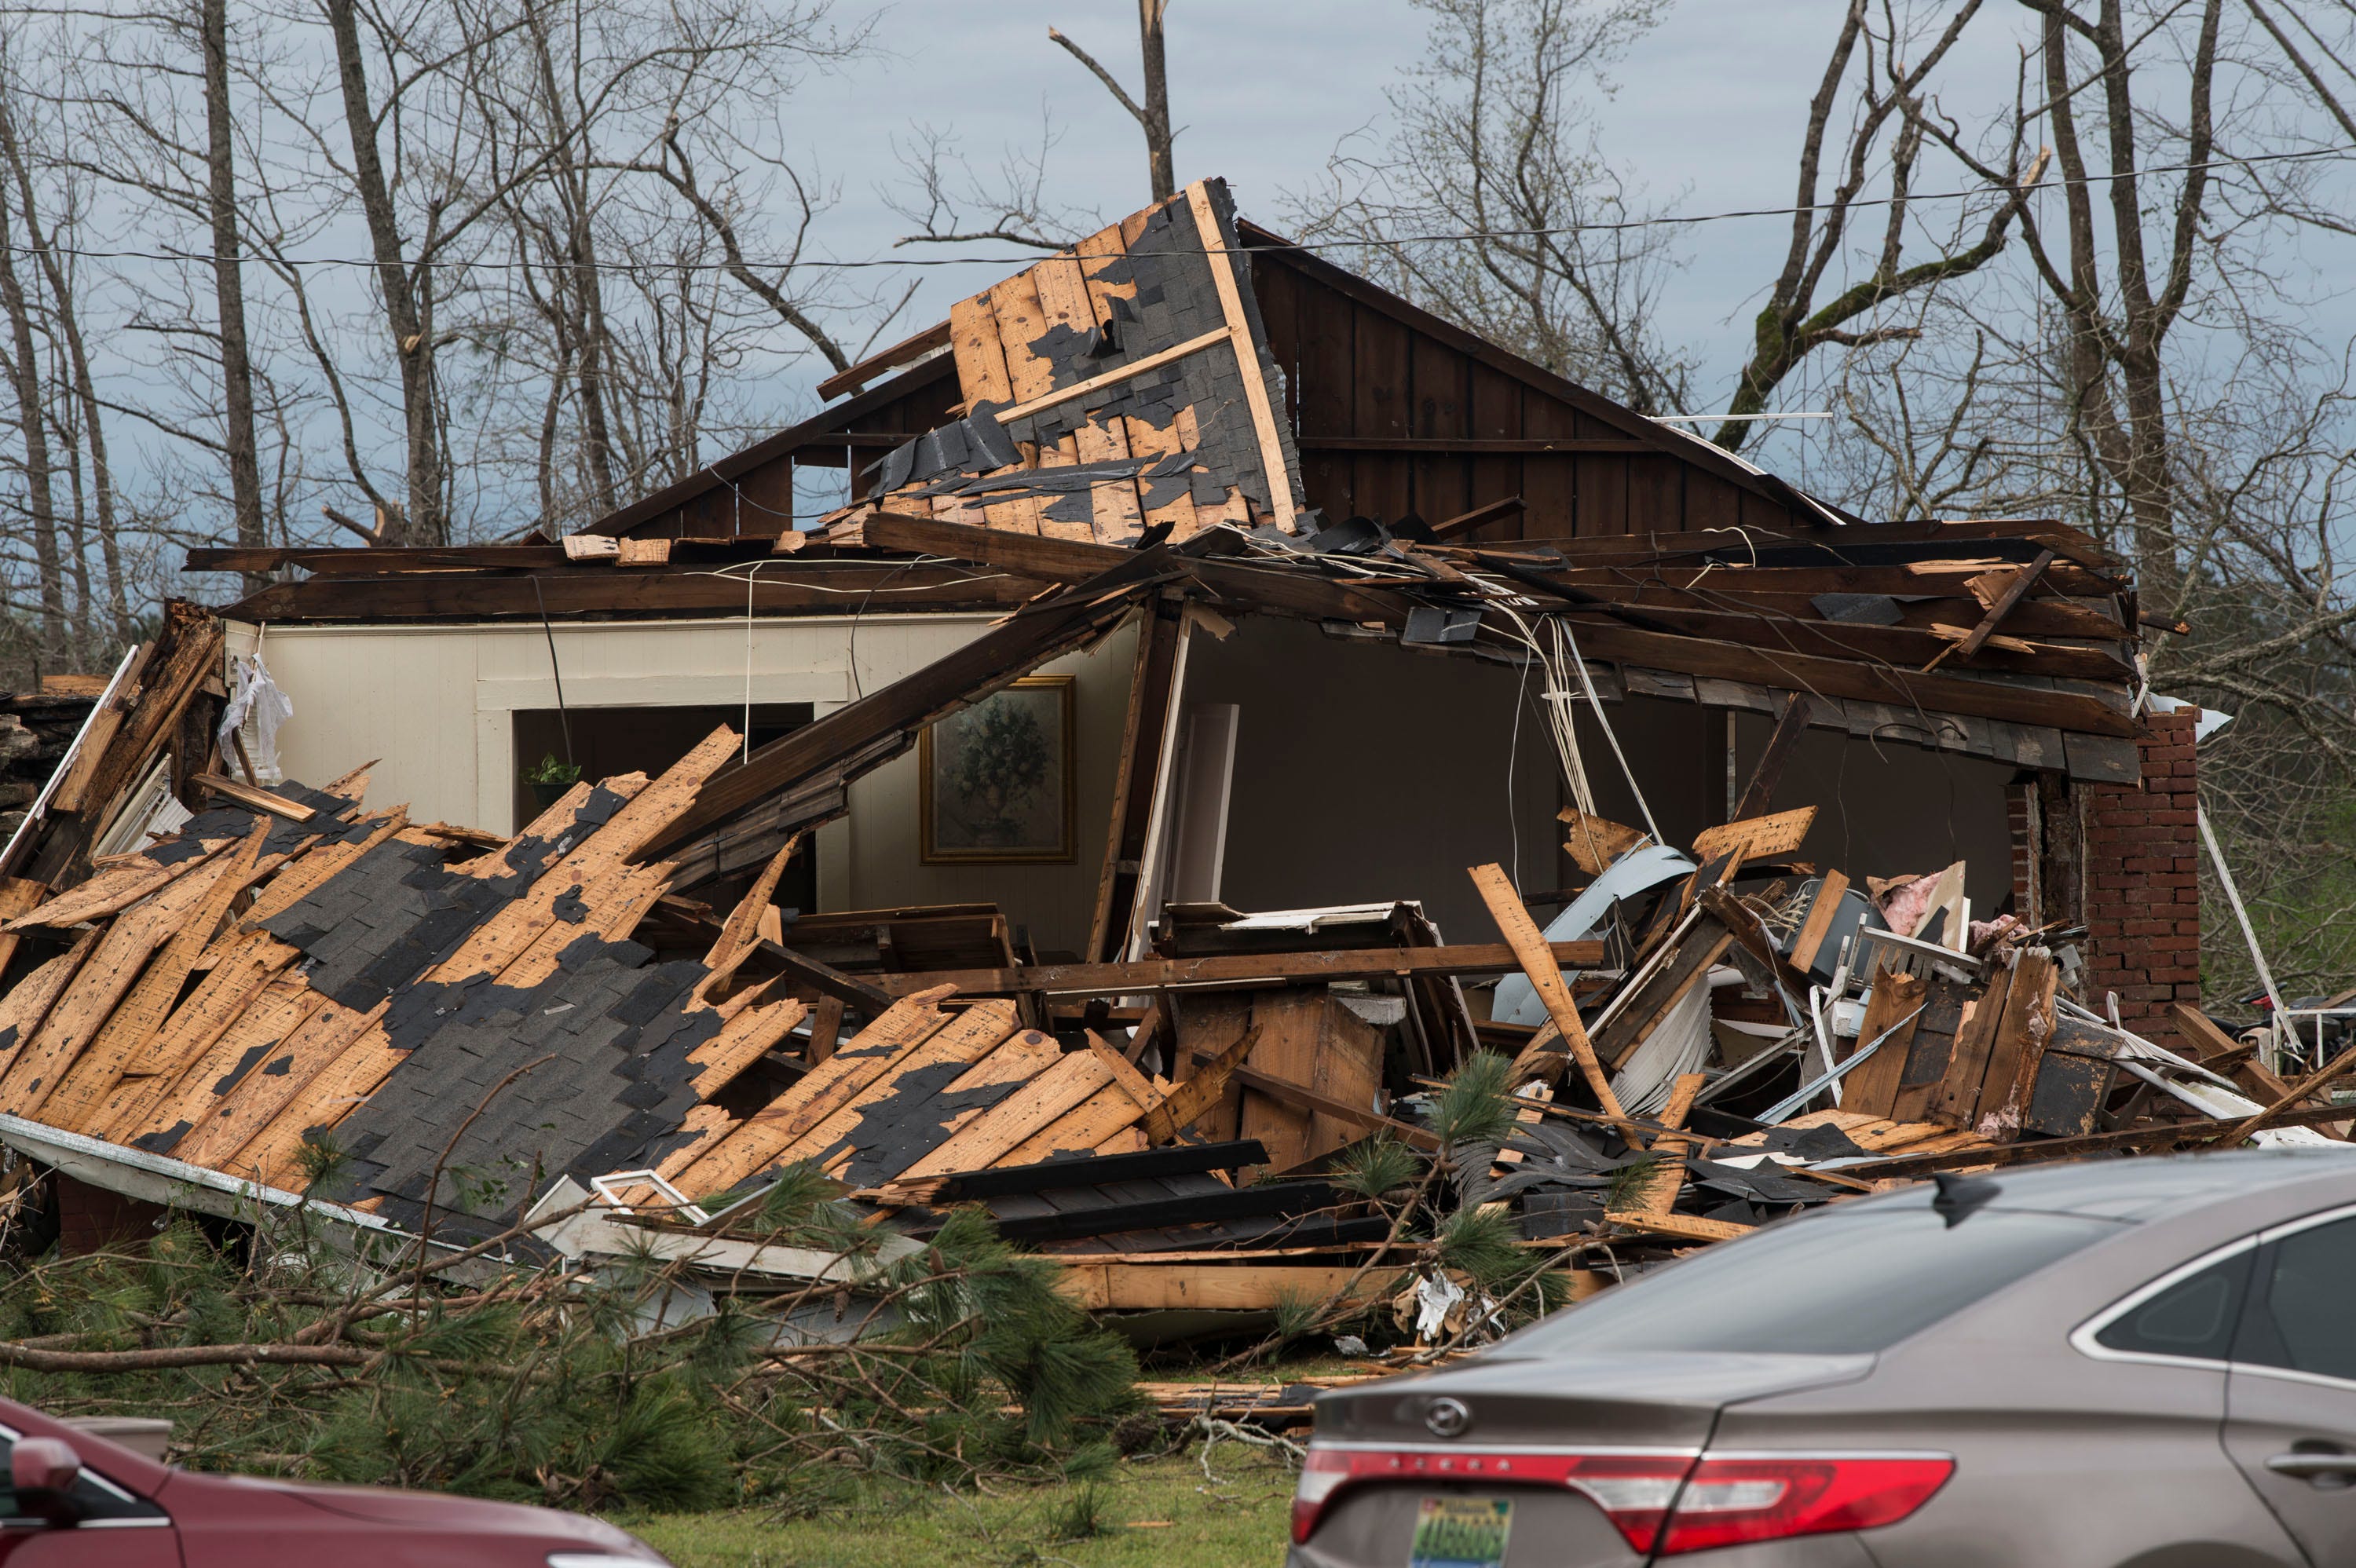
left=224, top=612, right=1137, bottom=957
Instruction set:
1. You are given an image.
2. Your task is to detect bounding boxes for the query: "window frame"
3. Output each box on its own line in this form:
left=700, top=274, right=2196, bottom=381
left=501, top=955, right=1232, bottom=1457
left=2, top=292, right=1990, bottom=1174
left=2074, top=1200, right=2356, bottom=1389
left=0, top=1420, right=172, bottom=1530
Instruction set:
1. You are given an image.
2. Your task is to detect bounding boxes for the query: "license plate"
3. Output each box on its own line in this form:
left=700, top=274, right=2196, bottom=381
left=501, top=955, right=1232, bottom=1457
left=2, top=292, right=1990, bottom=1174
left=1409, top=1496, right=1513, bottom=1568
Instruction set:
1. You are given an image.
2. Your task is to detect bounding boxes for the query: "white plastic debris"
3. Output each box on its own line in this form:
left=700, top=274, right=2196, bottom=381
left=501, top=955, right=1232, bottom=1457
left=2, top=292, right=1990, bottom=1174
left=1412, top=1273, right=1466, bottom=1340
left=218, top=652, right=294, bottom=785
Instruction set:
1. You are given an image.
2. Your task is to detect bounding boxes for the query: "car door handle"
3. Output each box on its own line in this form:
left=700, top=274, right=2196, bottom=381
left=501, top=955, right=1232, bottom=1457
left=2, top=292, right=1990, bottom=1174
left=2267, top=1453, right=2356, bottom=1478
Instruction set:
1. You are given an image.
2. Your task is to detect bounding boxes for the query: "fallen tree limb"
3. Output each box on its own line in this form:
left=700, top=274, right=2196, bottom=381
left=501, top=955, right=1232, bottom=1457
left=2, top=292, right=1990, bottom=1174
left=0, top=1340, right=368, bottom=1372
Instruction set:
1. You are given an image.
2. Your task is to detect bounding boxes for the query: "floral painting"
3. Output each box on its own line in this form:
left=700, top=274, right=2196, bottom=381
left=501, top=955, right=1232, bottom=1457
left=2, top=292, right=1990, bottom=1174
left=919, top=675, right=1076, bottom=863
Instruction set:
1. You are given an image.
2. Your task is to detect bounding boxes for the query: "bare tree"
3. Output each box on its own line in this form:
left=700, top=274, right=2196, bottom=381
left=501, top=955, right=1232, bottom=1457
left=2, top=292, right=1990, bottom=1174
left=890, top=4, right=1172, bottom=254
left=1283, top=0, right=1690, bottom=411
left=1288, top=1, right=2049, bottom=433
left=0, top=69, right=71, bottom=662
left=1714, top=0, right=2047, bottom=449
left=200, top=0, right=269, bottom=585
left=1048, top=1, right=1174, bottom=203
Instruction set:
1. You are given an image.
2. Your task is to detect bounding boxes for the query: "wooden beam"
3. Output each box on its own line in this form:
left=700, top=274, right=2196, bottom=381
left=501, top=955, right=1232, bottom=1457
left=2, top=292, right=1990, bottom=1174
left=1784, top=870, right=1850, bottom=974
left=1519, top=558, right=2116, bottom=598
left=228, top=561, right=1038, bottom=623
left=1054, top=1262, right=1408, bottom=1313
left=1733, top=695, right=1813, bottom=820
left=1469, top=863, right=1628, bottom=1124
left=1933, top=548, right=2055, bottom=668
left=2223, top=1046, right=2356, bottom=1144
left=995, top=327, right=1231, bottom=425
left=1429, top=495, right=1528, bottom=540
left=1186, top=181, right=1297, bottom=528
left=1221, top=1061, right=1442, bottom=1150
left=1144, top=1024, right=1259, bottom=1145
left=756, top=938, right=894, bottom=1015
left=703, top=834, right=800, bottom=970
left=1842, top=1100, right=2356, bottom=1179
left=1088, top=602, right=1183, bottom=961
left=1592, top=925, right=1736, bottom=1070
left=1301, top=437, right=1659, bottom=454
left=1605, top=1209, right=1753, bottom=1241
left=873, top=940, right=1605, bottom=1000
left=1522, top=617, right=2138, bottom=739
left=862, top=508, right=1425, bottom=627
left=815, top=320, right=951, bottom=401
left=194, top=773, right=316, bottom=821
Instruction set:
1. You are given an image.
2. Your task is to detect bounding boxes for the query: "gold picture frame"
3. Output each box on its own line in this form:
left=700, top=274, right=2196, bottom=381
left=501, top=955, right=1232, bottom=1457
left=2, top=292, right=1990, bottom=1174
left=918, top=674, right=1077, bottom=864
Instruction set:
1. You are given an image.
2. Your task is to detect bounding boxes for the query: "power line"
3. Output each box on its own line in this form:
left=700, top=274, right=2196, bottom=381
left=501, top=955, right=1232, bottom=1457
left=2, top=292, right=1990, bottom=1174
left=5, top=142, right=2354, bottom=277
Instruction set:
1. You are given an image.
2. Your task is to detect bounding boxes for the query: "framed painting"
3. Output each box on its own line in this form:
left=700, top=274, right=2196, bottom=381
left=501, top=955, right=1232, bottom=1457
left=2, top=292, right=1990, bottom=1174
left=919, top=674, right=1077, bottom=864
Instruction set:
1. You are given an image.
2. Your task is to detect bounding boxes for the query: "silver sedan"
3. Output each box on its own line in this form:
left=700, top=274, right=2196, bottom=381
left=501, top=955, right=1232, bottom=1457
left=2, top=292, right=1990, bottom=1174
left=1288, top=1147, right=2356, bottom=1566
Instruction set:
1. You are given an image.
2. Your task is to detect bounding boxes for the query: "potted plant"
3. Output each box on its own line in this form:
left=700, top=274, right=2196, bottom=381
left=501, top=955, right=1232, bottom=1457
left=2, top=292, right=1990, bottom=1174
left=523, top=752, right=582, bottom=810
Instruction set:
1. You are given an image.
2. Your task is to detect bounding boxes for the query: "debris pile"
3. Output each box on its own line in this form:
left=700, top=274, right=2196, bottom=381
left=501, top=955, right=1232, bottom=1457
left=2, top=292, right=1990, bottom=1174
left=0, top=177, right=2318, bottom=1391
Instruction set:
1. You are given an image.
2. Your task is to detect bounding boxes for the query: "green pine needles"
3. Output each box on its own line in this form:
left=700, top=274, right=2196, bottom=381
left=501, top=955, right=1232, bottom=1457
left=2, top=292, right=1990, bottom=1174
left=0, top=1171, right=1141, bottom=1515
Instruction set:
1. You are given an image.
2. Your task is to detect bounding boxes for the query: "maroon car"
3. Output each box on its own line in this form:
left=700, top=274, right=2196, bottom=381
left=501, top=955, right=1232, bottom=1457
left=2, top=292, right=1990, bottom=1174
left=0, top=1395, right=671, bottom=1566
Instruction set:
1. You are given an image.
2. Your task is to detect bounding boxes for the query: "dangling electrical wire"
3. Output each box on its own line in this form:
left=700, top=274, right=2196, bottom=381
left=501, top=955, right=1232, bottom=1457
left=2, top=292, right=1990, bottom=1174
left=1490, top=602, right=1663, bottom=847
left=529, top=576, right=574, bottom=769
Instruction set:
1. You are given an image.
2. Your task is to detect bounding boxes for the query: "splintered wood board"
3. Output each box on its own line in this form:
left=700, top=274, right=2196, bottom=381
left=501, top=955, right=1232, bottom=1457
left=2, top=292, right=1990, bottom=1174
left=96, top=933, right=298, bottom=1142
left=1055, top=1263, right=1410, bottom=1314
left=899, top=1049, right=1115, bottom=1179
left=38, top=840, right=261, bottom=1132
left=686, top=995, right=810, bottom=1098
left=1692, top=806, right=1816, bottom=864
left=0, top=934, right=97, bottom=1082
left=0, top=865, right=229, bottom=1120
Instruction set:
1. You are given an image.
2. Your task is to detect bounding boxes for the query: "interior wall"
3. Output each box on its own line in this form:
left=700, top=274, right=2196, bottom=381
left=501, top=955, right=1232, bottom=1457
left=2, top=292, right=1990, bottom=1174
left=1178, top=620, right=2017, bottom=941
left=1179, top=620, right=1561, bottom=944
left=227, top=611, right=2013, bottom=958
left=226, top=613, right=1136, bottom=956
left=1555, top=691, right=2014, bottom=908
left=1730, top=707, right=2017, bottom=909
left=835, top=623, right=1137, bottom=962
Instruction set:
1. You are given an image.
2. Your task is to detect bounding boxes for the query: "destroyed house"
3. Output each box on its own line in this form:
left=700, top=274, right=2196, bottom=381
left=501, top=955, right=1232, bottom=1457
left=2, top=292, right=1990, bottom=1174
left=0, top=180, right=2224, bottom=1298
left=185, top=180, right=2180, bottom=1018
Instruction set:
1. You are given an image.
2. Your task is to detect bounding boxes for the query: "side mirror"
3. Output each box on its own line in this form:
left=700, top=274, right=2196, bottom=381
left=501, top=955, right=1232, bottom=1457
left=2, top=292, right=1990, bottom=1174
left=10, top=1438, right=84, bottom=1526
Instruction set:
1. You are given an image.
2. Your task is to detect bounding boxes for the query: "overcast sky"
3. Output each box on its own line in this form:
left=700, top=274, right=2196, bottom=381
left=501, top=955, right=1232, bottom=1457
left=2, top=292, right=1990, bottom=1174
left=788, top=1, right=2058, bottom=409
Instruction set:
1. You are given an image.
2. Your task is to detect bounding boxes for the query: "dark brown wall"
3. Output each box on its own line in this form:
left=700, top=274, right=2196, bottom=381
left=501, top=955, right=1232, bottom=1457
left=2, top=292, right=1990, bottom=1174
left=1247, top=250, right=1805, bottom=542
left=617, top=254, right=1807, bottom=543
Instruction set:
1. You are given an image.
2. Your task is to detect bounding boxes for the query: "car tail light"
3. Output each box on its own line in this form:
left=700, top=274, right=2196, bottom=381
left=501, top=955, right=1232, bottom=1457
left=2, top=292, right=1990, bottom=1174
left=1291, top=1446, right=1952, bottom=1555
left=1656, top=1454, right=1954, bottom=1556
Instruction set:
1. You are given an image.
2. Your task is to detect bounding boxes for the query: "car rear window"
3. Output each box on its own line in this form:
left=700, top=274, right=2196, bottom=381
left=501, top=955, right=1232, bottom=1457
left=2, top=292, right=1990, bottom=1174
left=1511, top=1205, right=2121, bottom=1356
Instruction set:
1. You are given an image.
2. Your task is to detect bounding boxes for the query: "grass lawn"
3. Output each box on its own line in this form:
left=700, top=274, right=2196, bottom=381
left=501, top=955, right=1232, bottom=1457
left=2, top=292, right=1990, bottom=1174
left=619, top=1448, right=1297, bottom=1568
